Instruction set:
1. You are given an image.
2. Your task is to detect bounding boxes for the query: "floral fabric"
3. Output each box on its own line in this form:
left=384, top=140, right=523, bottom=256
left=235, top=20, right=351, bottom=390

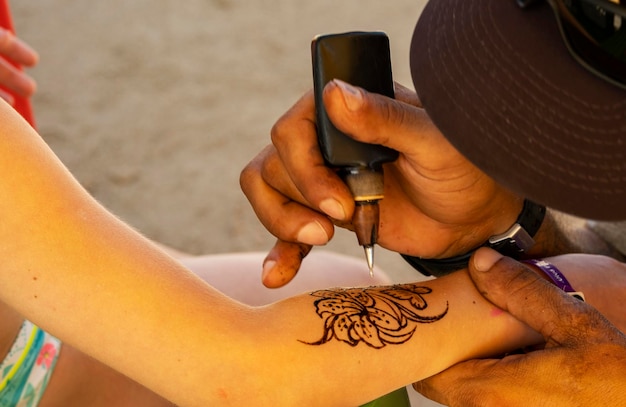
left=0, top=320, right=61, bottom=407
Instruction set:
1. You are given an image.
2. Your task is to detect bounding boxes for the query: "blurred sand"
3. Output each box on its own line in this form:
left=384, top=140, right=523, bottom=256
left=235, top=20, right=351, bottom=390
left=12, top=1, right=444, bottom=405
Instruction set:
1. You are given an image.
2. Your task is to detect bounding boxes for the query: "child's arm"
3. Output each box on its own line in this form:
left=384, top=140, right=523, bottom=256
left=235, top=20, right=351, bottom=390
left=0, top=100, right=615, bottom=406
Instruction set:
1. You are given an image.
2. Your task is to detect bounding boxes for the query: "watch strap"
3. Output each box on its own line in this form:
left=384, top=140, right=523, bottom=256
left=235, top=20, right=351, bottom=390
left=402, top=199, right=546, bottom=277
left=401, top=251, right=473, bottom=277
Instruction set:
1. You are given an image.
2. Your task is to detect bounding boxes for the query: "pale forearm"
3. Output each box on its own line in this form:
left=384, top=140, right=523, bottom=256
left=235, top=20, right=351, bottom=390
left=0, top=184, right=610, bottom=407
left=234, top=270, right=537, bottom=406
left=248, top=254, right=626, bottom=406
left=0, top=148, right=534, bottom=407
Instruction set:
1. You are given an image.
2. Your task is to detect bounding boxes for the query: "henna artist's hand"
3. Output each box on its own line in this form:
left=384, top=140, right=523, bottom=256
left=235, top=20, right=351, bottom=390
left=414, top=248, right=626, bottom=407
left=0, top=27, right=38, bottom=105
left=240, top=81, right=522, bottom=287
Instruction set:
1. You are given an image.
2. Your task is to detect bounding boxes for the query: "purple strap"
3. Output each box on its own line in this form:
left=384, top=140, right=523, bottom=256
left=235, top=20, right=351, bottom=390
left=523, top=259, right=585, bottom=301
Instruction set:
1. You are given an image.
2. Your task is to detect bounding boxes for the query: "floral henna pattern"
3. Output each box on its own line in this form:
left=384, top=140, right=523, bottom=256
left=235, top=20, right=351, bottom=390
left=301, top=284, right=448, bottom=348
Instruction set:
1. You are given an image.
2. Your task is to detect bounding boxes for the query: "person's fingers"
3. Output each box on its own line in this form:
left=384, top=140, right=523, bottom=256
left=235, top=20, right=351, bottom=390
left=0, top=28, right=39, bottom=66
left=0, top=57, right=36, bottom=98
left=240, top=146, right=335, bottom=246
left=393, top=82, right=422, bottom=107
left=415, top=355, right=551, bottom=407
left=468, top=248, right=603, bottom=346
left=322, top=79, right=453, bottom=162
left=414, top=358, right=497, bottom=407
left=261, top=239, right=312, bottom=288
left=0, top=88, right=14, bottom=105
left=270, top=90, right=354, bottom=221
left=0, top=29, right=38, bottom=98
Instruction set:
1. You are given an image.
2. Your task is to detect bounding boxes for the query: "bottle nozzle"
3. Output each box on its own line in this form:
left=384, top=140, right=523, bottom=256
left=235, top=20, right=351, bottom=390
left=353, top=201, right=379, bottom=276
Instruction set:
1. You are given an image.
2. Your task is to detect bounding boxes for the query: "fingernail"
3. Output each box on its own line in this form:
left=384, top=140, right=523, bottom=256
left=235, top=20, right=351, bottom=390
left=473, top=248, right=503, bottom=272
left=333, top=79, right=363, bottom=111
left=297, top=221, right=329, bottom=245
left=25, top=77, right=37, bottom=93
left=13, top=76, right=36, bottom=96
left=262, top=260, right=277, bottom=281
left=319, top=198, right=346, bottom=220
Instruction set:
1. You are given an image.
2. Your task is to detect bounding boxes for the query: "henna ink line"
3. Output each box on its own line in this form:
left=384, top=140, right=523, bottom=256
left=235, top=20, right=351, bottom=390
left=300, top=284, right=449, bottom=349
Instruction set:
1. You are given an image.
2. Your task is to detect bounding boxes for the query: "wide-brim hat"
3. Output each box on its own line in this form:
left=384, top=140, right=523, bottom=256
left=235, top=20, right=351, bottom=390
left=410, top=0, right=626, bottom=220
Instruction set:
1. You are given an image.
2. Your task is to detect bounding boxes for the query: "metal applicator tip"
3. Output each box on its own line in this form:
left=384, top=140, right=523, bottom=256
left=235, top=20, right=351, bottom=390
left=364, top=245, right=375, bottom=277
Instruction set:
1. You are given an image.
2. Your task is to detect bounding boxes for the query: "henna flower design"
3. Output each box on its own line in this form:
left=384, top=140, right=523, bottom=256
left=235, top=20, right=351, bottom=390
left=301, top=284, right=448, bottom=348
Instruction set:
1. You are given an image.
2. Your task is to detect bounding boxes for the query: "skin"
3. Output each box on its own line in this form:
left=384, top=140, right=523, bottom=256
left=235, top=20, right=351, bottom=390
left=14, top=251, right=387, bottom=406
left=0, top=97, right=530, bottom=406
left=0, top=32, right=403, bottom=406
left=0, top=27, right=38, bottom=104
left=240, top=80, right=626, bottom=406
left=3, top=31, right=623, bottom=406
left=0, top=29, right=177, bottom=407
left=415, top=248, right=626, bottom=407
left=240, top=80, right=617, bottom=288
left=0, top=96, right=623, bottom=406
left=0, top=39, right=398, bottom=405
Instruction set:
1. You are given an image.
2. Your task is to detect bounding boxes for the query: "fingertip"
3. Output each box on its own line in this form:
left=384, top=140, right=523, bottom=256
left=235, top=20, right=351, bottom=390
left=22, top=76, right=37, bottom=97
left=261, top=259, right=277, bottom=281
left=262, top=259, right=297, bottom=288
left=471, top=247, right=504, bottom=273
left=24, top=49, right=39, bottom=67
left=319, top=198, right=347, bottom=221
left=296, top=221, right=331, bottom=245
left=329, top=79, right=364, bottom=112
left=16, top=45, right=39, bottom=67
left=262, top=241, right=311, bottom=288
left=0, top=90, right=15, bottom=106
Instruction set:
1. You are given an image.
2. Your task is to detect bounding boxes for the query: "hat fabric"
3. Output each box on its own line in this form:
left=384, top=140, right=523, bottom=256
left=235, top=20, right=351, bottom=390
left=410, top=0, right=626, bottom=220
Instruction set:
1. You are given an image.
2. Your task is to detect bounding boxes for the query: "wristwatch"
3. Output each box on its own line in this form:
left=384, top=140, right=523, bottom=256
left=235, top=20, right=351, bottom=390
left=401, top=199, right=546, bottom=277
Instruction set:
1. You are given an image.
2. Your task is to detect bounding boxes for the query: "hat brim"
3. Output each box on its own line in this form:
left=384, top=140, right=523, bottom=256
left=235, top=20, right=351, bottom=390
left=410, top=0, right=626, bottom=220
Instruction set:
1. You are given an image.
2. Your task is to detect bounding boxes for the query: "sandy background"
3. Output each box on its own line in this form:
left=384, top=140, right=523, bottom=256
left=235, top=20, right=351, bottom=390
left=12, top=1, right=443, bottom=405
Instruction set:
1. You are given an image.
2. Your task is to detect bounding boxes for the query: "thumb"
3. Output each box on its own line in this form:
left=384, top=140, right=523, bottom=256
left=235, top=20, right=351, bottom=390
left=322, top=79, right=443, bottom=158
left=468, top=248, right=585, bottom=346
